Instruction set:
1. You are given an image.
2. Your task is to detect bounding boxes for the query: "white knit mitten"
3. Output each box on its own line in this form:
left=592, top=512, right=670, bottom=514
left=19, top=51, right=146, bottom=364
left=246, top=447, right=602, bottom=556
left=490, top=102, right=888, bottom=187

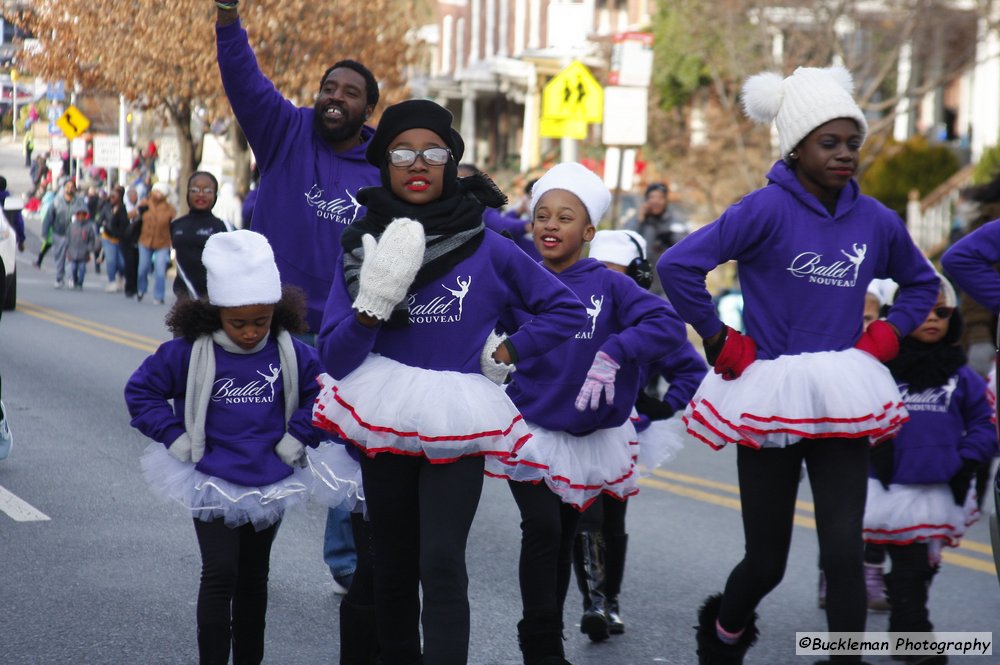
left=275, top=433, right=307, bottom=468
left=480, top=331, right=515, bottom=385
left=352, top=218, right=426, bottom=321
left=168, top=433, right=193, bottom=463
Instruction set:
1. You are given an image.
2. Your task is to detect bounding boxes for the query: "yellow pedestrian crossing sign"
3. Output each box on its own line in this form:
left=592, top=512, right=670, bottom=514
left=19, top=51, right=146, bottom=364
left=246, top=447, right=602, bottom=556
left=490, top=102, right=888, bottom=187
left=56, top=105, right=90, bottom=140
left=542, top=61, right=603, bottom=124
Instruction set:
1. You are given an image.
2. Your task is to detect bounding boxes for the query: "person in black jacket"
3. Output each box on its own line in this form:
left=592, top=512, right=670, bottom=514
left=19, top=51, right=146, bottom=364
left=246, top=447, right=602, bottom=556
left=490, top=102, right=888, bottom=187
left=170, top=171, right=231, bottom=301
left=97, top=186, right=131, bottom=292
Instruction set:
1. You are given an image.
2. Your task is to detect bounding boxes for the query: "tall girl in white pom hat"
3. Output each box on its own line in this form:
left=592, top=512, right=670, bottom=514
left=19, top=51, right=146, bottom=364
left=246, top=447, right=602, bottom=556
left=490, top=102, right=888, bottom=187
left=124, top=230, right=354, bottom=665
left=312, top=99, right=585, bottom=665
left=658, top=66, right=940, bottom=665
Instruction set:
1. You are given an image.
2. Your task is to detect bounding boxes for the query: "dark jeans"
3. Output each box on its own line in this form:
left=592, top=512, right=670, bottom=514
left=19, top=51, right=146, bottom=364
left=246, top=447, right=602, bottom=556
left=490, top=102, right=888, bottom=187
left=360, top=453, right=484, bottom=665
left=120, top=240, right=138, bottom=296
left=193, top=518, right=279, bottom=665
left=508, top=480, right=583, bottom=617
left=718, top=438, right=868, bottom=661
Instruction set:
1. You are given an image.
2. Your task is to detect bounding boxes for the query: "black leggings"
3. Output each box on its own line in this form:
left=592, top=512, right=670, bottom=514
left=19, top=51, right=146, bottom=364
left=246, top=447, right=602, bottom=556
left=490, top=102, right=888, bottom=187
left=578, top=493, right=628, bottom=536
left=360, top=453, right=484, bottom=665
left=718, top=439, right=868, bottom=649
left=193, top=518, right=278, bottom=664
left=508, top=480, right=583, bottom=617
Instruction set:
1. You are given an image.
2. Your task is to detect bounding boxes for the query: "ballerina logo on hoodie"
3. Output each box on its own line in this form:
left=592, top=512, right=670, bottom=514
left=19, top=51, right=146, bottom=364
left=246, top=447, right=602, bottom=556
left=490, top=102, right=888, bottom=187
left=900, top=376, right=959, bottom=414
left=407, top=276, right=472, bottom=324
left=575, top=294, right=604, bottom=339
left=787, top=242, right=867, bottom=287
left=212, top=363, right=281, bottom=405
left=303, top=185, right=365, bottom=224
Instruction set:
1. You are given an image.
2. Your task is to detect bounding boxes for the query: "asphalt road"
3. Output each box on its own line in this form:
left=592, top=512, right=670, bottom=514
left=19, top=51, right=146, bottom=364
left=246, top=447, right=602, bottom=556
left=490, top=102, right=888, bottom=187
left=0, top=137, right=996, bottom=665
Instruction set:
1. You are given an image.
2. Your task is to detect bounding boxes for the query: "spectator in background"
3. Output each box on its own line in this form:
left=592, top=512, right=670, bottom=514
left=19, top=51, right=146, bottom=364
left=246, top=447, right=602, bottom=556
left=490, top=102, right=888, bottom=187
left=97, top=186, right=131, bottom=292
left=121, top=186, right=142, bottom=298
left=171, top=171, right=231, bottom=301
left=41, top=178, right=79, bottom=288
left=0, top=177, right=26, bottom=252
left=136, top=182, right=176, bottom=305
left=625, top=182, right=690, bottom=293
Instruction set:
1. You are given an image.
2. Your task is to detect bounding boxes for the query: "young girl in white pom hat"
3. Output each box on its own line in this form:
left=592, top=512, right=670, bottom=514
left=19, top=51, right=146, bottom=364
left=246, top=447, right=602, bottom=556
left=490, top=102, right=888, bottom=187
left=483, top=163, right=693, bottom=663
left=125, top=230, right=359, bottom=665
left=312, top=99, right=586, bottom=665
left=658, top=66, right=940, bottom=665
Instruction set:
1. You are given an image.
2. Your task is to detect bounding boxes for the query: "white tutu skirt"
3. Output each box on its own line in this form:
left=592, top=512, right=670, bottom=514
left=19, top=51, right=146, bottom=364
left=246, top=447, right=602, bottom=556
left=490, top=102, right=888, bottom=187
left=684, top=349, right=907, bottom=449
left=987, top=365, right=996, bottom=425
left=636, top=414, right=687, bottom=476
left=312, top=355, right=530, bottom=463
left=303, top=441, right=365, bottom=512
left=484, top=419, right=639, bottom=510
left=863, top=479, right=980, bottom=547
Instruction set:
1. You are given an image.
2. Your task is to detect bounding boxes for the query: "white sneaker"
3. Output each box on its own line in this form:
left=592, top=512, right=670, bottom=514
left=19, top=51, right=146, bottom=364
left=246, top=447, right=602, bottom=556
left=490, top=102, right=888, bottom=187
left=53, top=280, right=63, bottom=289
left=0, top=402, right=12, bottom=461
left=105, top=282, right=118, bottom=293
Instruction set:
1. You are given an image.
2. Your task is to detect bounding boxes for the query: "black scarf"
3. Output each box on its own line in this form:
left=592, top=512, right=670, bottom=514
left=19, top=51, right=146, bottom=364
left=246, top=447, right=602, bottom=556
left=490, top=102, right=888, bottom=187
left=341, top=173, right=507, bottom=326
left=885, top=310, right=967, bottom=392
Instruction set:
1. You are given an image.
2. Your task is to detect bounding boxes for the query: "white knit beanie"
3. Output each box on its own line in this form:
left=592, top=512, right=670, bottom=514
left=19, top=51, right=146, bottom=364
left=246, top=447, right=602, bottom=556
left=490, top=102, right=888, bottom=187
left=204, top=230, right=282, bottom=307
left=589, top=229, right=646, bottom=266
left=741, top=65, right=868, bottom=159
left=530, top=162, right=611, bottom=226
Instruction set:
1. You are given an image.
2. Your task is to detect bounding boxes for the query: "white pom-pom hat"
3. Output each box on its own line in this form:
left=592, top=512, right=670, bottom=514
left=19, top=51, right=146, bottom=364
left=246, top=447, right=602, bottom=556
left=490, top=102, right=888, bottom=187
left=204, top=230, right=282, bottom=307
left=530, top=162, right=611, bottom=226
left=741, top=65, right=868, bottom=159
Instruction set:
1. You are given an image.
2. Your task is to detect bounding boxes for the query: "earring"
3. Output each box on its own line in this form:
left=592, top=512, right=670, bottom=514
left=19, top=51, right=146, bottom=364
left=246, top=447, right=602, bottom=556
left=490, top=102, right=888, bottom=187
left=789, top=150, right=799, bottom=159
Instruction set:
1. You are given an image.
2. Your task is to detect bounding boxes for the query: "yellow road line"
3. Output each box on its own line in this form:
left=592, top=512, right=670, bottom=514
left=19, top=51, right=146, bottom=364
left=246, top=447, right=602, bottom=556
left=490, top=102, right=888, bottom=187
left=18, top=301, right=161, bottom=353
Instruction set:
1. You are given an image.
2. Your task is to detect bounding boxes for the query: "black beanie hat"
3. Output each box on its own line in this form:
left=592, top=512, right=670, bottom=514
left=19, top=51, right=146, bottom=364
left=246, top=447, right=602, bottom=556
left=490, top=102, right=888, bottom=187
left=365, top=99, right=465, bottom=167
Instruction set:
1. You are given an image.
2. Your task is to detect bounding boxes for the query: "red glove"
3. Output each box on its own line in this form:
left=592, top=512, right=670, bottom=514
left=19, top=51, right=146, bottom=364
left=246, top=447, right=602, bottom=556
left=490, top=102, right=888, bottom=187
left=854, top=320, right=900, bottom=363
left=704, top=326, right=757, bottom=381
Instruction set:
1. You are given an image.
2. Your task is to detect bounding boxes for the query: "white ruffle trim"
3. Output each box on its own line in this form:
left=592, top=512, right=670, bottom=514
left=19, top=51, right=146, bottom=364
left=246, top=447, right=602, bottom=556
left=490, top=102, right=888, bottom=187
left=304, top=441, right=365, bottom=512
left=863, top=478, right=980, bottom=547
left=484, top=419, right=639, bottom=510
left=312, top=355, right=529, bottom=463
left=636, top=414, right=687, bottom=475
left=683, top=348, right=907, bottom=449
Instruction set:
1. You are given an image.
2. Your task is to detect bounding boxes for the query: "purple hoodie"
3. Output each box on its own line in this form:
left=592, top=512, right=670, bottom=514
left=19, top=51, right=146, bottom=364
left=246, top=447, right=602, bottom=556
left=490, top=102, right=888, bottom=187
left=941, top=218, right=1000, bottom=312
left=658, top=160, right=939, bottom=359
left=484, top=208, right=541, bottom=260
left=317, top=230, right=586, bottom=379
left=883, top=366, right=996, bottom=484
left=216, top=20, right=380, bottom=332
left=125, top=336, right=325, bottom=488
left=503, top=258, right=689, bottom=435
left=642, top=341, right=709, bottom=414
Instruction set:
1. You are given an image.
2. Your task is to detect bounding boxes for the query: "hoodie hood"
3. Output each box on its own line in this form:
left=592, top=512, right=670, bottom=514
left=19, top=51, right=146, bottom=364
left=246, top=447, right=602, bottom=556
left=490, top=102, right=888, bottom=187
left=765, top=159, right=860, bottom=219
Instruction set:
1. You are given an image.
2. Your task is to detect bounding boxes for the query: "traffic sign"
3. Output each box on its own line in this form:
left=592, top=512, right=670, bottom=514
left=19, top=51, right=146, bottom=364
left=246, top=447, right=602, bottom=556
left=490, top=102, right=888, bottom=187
left=56, top=105, right=90, bottom=140
left=602, top=86, right=648, bottom=146
left=540, top=116, right=588, bottom=140
left=542, top=61, right=603, bottom=124
left=92, top=135, right=121, bottom=169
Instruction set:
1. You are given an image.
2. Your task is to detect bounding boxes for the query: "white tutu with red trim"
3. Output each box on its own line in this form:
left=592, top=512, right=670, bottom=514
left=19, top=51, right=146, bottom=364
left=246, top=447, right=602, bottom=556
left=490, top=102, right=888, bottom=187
left=484, top=419, right=639, bottom=510
left=141, top=443, right=312, bottom=531
left=683, top=348, right=907, bottom=450
left=312, top=355, right=530, bottom=463
left=304, top=441, right=365, bottom=512
left=863, top=478, right=980, bottom=547
left=635, top=414, right=687, bottom=475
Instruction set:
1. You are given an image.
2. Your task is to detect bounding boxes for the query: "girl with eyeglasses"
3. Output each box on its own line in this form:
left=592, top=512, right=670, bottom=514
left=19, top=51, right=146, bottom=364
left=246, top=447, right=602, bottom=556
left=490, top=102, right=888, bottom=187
left=170, top=171, right=232, bottom=302
left=862, top=276, right=996, bottom=661
left=312, top=99, right=585, bottom=665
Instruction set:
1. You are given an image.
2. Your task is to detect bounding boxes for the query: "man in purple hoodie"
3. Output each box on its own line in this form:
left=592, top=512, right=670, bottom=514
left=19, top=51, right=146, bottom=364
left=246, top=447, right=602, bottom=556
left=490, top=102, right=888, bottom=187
left=214, top=1, right=380, bottom=648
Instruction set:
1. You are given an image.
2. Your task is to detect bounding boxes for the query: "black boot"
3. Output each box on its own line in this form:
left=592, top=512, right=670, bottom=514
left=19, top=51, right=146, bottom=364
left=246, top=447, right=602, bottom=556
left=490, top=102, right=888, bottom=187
left=571, top=531, right=609, bottom=642
left=886, top=563, right=946, bottom=664
left=694, top=594, right=758, bottom=665
left=603, top=533, right=628, bottom=635
left=517, top=610, right=572, bottom=665
left=340, top=598, right=380, bottom=665
left=197, top=623, right=232, bottom=665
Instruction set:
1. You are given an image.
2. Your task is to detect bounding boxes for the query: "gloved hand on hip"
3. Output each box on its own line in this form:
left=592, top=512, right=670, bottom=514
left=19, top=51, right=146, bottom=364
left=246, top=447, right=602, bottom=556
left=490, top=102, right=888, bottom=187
left=352, top=218, right=425, bottom=322
left=480, top=331, right=515, bottom=385
left=168, top=433, right=193, bottom=463
left=575, top=350, right=620, bottom=411
left=704, top=326, right=757, bottom=381
left=869, top=439, right=895, bottom=490
left=854, top=320, right=900, bottom=363
left=948, top=459, right=980, bottom=506
left=275, top=433, right=307, bottom=468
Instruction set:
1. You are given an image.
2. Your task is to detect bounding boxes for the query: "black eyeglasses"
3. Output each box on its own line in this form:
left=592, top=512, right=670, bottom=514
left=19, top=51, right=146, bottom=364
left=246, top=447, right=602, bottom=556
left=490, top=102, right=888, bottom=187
left=387, top=147, right=452, bottom=168
left=931, top=307, right=954, bottom=319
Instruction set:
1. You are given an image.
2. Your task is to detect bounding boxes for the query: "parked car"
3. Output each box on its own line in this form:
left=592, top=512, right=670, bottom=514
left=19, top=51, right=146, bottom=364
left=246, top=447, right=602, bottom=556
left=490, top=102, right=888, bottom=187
left=0, top=201, right=19, bottom=310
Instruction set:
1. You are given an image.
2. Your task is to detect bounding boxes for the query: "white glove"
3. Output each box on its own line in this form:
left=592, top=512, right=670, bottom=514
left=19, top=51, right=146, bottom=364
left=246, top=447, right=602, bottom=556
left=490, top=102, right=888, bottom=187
left=275, top=433, right=307, bottom=468
left=480, top=331, right=515, bottom=385
left=168, top=433, right=193, bottom=462
left=574, top=351, right=621, bottom=411
left=352, top=218, right=426, bottom=321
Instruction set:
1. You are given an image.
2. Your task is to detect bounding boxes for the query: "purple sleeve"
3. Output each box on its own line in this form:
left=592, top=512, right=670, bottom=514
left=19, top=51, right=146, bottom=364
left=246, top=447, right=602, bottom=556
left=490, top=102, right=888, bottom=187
left=216, top=20, right=301, bottom=172
left=316, top=259, right=379, bottom=379
left=657, top=342, right=708, bottom=412
left=12, top=212, right=24, bottom=245
left=882, top=222, right=940, bottom=337
left=484, top=209, right=528, bottom=237
left=501, top=247, right=586, bottom=362
left=600, top=276, right=689, bottom=368
left=941, top=219, right=1000, bottom=312
left=287, top=340, right=326, bottom=448
left=957, top=368, right=999, bottom=464
left=123, top=342, right=189, bottom=448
